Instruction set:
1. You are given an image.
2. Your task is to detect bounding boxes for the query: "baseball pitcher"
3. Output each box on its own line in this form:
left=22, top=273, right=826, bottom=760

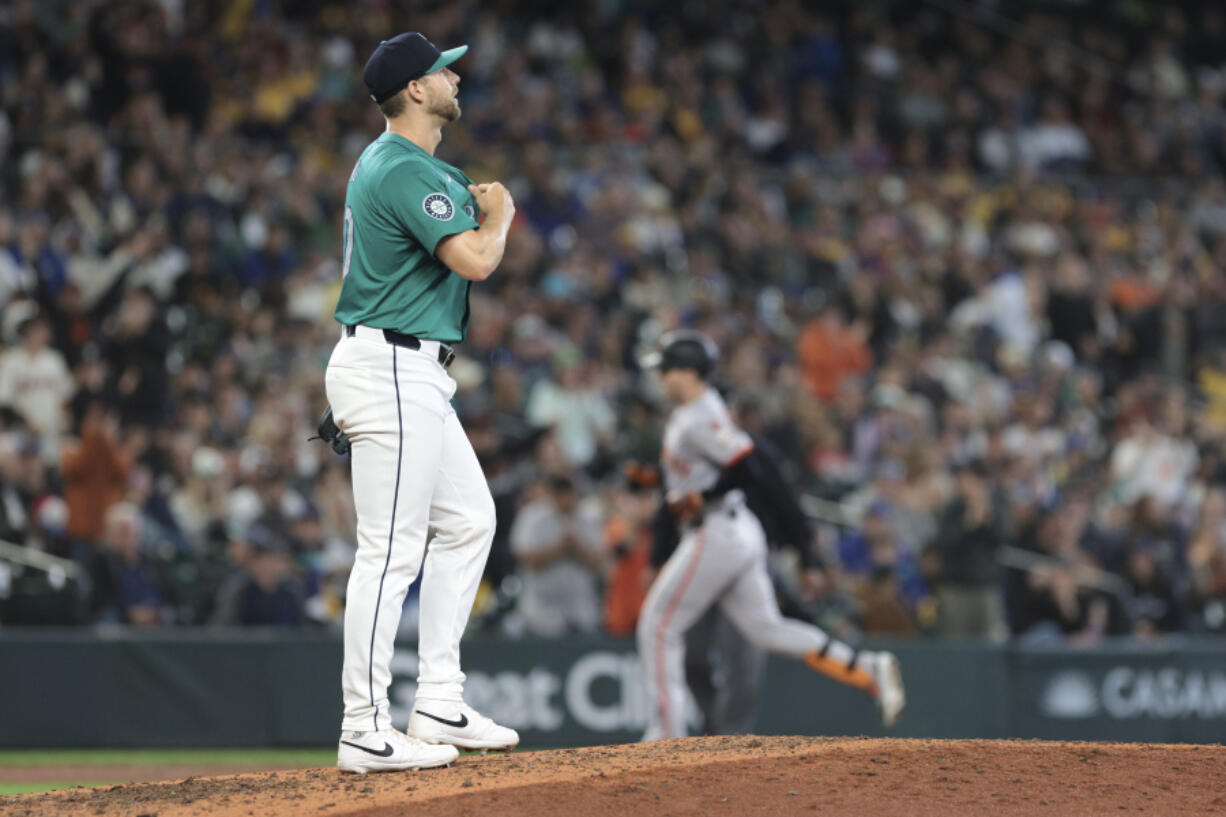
left=637, top=331, right=906, bottom=740
left=324, top=32, right=518, bottom=773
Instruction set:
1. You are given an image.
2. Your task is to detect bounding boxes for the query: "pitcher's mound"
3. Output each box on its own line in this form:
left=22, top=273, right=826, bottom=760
left=5, top=736, right=1226, bottom=817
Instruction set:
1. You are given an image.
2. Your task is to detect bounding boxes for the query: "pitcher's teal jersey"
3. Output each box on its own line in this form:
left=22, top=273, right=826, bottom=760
left=333, top=132, right=480, bottom=343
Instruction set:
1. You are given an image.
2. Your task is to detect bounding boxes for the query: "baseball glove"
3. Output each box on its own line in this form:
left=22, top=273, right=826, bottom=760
left=310, top=406, right=351, bottom=455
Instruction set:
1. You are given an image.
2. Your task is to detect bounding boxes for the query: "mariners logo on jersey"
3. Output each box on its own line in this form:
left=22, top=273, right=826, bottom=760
left=423, top=192, right=455, bottom=221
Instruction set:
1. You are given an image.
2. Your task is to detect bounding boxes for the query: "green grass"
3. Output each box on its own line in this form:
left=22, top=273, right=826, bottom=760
left=0, top=749, right=336, bottom=798
left=0, top=782, right=116, bottom=796
left=0, top=748, right=334, bottom=768
left=0, top=746, right=546, bottom=796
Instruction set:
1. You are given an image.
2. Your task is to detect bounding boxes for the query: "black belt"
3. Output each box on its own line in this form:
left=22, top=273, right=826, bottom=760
left=345, top=325, right=456, bottom=369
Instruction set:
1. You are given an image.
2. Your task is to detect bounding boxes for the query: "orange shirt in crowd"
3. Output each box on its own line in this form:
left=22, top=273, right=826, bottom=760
left=602, top=515, right=652, bottom=636
left=61, top=421, right=130, bottom=543
left=1107, top=278, right=1162, bottom=312
left=796, top=316, right=872, bottom=402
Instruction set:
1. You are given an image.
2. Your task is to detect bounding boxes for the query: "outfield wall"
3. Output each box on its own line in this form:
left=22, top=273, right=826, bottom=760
left=1, top=632, right=1224, bottom=747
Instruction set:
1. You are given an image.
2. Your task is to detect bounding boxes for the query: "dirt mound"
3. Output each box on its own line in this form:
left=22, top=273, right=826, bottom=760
left=4, top=736, right=1225, bottom=817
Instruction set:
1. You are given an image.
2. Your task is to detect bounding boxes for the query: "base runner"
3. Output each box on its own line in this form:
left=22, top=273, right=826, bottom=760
left=637, top=331, right=906, bottom=740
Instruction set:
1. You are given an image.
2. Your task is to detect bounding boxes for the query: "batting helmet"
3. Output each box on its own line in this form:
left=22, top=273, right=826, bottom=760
left=642, top=330, right=719, bottom=378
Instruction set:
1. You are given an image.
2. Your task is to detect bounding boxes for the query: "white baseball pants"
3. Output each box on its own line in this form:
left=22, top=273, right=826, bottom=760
left=326, top=329, right=495, bottom=733
left=637, top=495, right=835, bottom=740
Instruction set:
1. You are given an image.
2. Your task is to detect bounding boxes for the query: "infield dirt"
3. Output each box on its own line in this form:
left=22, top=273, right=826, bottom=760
left=3, top=735, right=1225, bottom=817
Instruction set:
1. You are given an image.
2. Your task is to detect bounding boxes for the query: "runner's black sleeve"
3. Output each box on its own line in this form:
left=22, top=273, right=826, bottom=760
left=703, top=447, right=822, bottom=569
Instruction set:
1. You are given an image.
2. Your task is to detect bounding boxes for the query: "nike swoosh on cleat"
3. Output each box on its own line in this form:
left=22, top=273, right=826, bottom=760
left=416, top=710, right=469, bottom=728
left=340, top=740, right=394, bottom=757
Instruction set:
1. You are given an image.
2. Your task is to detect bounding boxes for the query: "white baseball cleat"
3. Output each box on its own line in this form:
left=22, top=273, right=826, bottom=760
left=866, top=651, right=906, bottom=727
left=337, top=728, right=459, bottom=774
left=408, top=701, right=520, bottom=753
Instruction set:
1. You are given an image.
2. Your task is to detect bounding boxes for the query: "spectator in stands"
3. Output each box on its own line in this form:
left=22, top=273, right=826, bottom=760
left=510, top=474, right=605, bottom=637
left=3, top=214, right=65, bottom=306
left=102, top=287, right=170, bottom=427
left=0, top=312, right=74, bottom=460
left=796, top=303, right=872, bottom=403
left=855, top=568, right=920, bottom=637
left=929, top=460, right=1008, bottom=640
left=168, top=446, right=229, bottom=548
left=0, top=432, right=30, bottom=545
left=89, top=502, right=169, bottom=627
left=27, top=494, right=70, bottom=557
left=838, top=500, right=927, bottom=634
left=1111, top=398, right=1199, bottom=509
left=601, top=479, right=657, bottom=637
left=211, top=523, right=305, bottom=629
left=525, top=348, right=617, bottom=471
left=1020, top=98, right=1092, bottom=172
left=60, top=400, right=129, bottom=550
left=1121, top=496, right=1189, bottom=587
left=1124, top=543, right=1184, bottom=639
left=1188, top=488, right=1226, bottom=633
left=1009, top=500, right=1111, bottom=644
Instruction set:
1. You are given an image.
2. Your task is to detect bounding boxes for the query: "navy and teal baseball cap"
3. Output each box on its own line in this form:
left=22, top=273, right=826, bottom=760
left=363, top=33, right=468, bottom=104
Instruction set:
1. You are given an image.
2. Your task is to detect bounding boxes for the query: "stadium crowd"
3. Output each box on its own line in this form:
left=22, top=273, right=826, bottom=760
left=3, top=0, right=1226, bottom=645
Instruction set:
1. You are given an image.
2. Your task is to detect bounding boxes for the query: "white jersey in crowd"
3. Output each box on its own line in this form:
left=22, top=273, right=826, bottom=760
left=660, top=387, right=754, bottom=500
left=0, top=345, right=74, bottom=459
